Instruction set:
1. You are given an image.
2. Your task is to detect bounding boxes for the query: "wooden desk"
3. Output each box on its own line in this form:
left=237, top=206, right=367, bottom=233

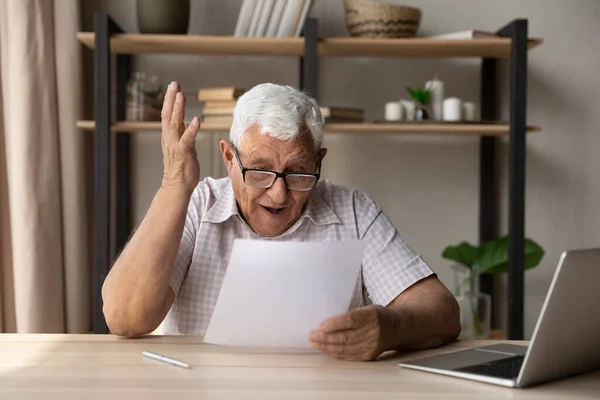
left=1, top=334, right=598, bottom=399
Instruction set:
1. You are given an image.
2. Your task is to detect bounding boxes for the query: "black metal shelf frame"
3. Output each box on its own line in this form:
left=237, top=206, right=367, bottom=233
left=90, top=14, right=529, bottom=340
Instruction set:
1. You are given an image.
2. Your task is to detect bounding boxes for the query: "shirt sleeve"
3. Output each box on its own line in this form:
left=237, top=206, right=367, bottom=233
left=169, top=187, right=201, bottom=296
left=357, top=193, right=435, bottom=306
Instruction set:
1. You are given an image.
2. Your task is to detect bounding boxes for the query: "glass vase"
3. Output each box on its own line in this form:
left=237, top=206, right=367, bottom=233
left=126, top=72, right=164, bottom=121
left=413, top=104, right=429, bottom=120
left=451, top=264, right=491, bottom=339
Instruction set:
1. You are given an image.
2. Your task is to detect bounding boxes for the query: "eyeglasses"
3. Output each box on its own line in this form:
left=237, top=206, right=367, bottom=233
left=232, top=144, right=321, bottom=192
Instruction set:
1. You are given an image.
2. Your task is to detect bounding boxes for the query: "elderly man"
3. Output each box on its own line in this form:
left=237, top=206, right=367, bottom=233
left=102, top=81, right=460, bottom=361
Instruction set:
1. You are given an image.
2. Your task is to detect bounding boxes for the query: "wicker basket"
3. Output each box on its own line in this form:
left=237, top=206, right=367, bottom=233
left=344, top=0, right=421, bottom=38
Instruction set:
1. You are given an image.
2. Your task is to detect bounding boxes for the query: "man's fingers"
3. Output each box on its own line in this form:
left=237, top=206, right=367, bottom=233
left=310, top=306, right=384, bottom=361
left=310, top=342, right=366, bottom=361
left=310, top=342, right=346, bottom=357
left=308, top=329, right=360, bottom=345
left=170, top=92, right=186, bottom=140
left=180, top=117, right=200, bottom=152
left=318, top=309, right=363, bottom=333
left=161, top=81, right=178, bottom=136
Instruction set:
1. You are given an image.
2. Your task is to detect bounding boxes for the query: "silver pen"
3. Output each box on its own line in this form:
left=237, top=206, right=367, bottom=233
left=142, top=350, right=191, bottom=369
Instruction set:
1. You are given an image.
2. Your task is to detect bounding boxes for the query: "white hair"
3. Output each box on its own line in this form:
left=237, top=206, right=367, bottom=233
left=230, top=83, right=323, bottom=150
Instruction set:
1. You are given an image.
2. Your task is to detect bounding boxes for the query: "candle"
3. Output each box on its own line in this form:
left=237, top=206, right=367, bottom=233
left=443, top=97, right=462, bottom=121
left=462, top=102, right=476, bottom=121
left=385, top=101, right=403, bottom=121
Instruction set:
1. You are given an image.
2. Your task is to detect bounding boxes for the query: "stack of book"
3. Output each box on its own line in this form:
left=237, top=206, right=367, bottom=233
left=431, top=30, right=497, bottom=39
left=233, top=0, right=315, bottom=37
left=198, top=86, right=363, bottom=126
left=198, top=87, right=246, bottom=126
left=319, top=107, right=364, bottom=123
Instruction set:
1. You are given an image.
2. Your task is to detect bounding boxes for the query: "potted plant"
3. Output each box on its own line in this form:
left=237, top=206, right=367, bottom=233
left=442, top=236, right=545, bottom=339
left=405, top=86, right=433, bottom=120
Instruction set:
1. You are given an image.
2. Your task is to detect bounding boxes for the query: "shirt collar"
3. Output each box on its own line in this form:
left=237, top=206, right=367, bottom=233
left=301, top=185, right=342, bottom=226
left=201, top=179, right=341, bottom=227
left=202, top=181, right=240, bottom=224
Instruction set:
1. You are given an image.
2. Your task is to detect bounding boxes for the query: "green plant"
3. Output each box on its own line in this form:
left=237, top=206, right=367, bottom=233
left=442, top=236, right=545, bottom=337
left=406, top=86, right=434, bottom=106
left=442, top=236, right=545, bottom=274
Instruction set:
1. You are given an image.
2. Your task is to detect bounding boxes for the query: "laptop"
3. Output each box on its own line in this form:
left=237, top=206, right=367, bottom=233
left=399, top=247, right=600, bottom=388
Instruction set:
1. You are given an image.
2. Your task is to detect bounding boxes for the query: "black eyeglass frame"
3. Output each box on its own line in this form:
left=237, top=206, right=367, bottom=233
left=232, top=144, right=322, bottom=192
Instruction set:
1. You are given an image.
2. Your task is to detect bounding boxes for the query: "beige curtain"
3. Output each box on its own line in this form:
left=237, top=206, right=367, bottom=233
left=0, top=60, right=15, bottom=333
left=0, top=0, right=89, bottom=333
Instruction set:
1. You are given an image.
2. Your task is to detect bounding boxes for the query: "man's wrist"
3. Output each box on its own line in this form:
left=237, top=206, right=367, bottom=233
left=379, top=305, right=410, bottom=352
left=161, top=175, right=195, bottom=196
left=159, top=180, right=194, bottom=202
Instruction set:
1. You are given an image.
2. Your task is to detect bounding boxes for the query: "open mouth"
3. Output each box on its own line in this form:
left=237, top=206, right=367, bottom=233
left=262, top=205, right=285, bottom=215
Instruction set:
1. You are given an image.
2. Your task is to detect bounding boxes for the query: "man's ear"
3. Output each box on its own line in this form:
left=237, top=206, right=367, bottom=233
left=220, top=140, right=234, bottom=175
left=320, top=147, right=328, bottom=162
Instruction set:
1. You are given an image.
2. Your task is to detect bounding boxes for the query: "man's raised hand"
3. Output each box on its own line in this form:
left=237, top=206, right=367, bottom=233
left=160, top=81, right=201, bottom=195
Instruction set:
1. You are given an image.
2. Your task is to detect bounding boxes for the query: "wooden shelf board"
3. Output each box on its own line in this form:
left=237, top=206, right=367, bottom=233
left=76, top=120, right=230, bottom=132
left=319, top=37, right=543, bottom=58
left=76, top=32, right=304, bottom=56
left=77, top=33, right=543, bottom=58
left=326, top=122, right=540, bottom=135
left=77, top=120, right=540, bottom=136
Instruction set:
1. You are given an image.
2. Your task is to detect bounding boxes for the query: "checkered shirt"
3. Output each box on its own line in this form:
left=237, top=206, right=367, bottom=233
left=163, top=177, right=434, bottom=334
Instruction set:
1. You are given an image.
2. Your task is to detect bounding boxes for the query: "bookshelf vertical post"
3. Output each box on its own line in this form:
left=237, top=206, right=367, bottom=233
left=300, top=18, right=319, bottom=101
left=499, top=19, right=529, bottom=340
left=479, top=57, right=499, bottom=326
left=93, top=13, right=113, bottom=334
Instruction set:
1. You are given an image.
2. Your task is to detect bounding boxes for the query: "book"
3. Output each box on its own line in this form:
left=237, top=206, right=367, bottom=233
left=255, top=0, right=275, bottom=37
left=233, top=0, right=254, bottom=37
left=247, top=0, right=264, bottom=37
left=197, top=87, right=245, bottom=101
left=265, top=0, right=287, bottom=37
left=293, top=0, right=315, bottom=37
left=319, top=107, right=364, bottom=121
left=202, top=106, right=236, bottom=116
left=431, top=30, right=497, bottom=39
left=202, top=115, right=234, bottom=126
left=276, top=0, right=303, bottom=37
left=202, top=100, right=238, bottom=109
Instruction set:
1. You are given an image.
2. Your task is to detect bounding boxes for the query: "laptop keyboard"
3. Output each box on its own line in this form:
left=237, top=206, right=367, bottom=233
left=455, top=355, right=525, bottom=379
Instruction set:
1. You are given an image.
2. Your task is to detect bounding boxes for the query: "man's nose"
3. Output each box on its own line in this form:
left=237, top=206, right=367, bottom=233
left=267, top=176, right=288, bottom=203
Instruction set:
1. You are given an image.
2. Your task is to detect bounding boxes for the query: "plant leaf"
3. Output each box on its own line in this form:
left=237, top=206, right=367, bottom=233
left=419, top=89, right=427, bottom=104
left=406, top=86, right=417, bottom=100
left=473, top=236, right=545, bottom=274
left=442, top=241, right=479, bottom=269
left=422, top=89, right=432, bottom=105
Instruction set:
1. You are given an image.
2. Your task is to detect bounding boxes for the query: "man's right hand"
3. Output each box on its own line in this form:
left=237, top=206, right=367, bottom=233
left=102, top=83, right=201, bottom=337
left=161, top=81, right=201, bottom=195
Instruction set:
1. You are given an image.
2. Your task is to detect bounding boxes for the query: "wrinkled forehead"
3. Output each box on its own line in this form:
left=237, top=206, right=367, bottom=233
left=239, top=127, right=318, bottom=159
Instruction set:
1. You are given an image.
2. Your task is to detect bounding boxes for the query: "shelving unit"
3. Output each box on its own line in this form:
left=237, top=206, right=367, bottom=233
left=79, top=14, right=542, bottom=339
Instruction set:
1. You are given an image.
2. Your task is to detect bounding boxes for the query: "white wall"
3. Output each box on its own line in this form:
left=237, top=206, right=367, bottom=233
left=84, top=0, right=600, bottom=338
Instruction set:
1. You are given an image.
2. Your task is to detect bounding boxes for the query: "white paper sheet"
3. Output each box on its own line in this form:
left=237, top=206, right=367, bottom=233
left=203, top=239, right=367, bottom=349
